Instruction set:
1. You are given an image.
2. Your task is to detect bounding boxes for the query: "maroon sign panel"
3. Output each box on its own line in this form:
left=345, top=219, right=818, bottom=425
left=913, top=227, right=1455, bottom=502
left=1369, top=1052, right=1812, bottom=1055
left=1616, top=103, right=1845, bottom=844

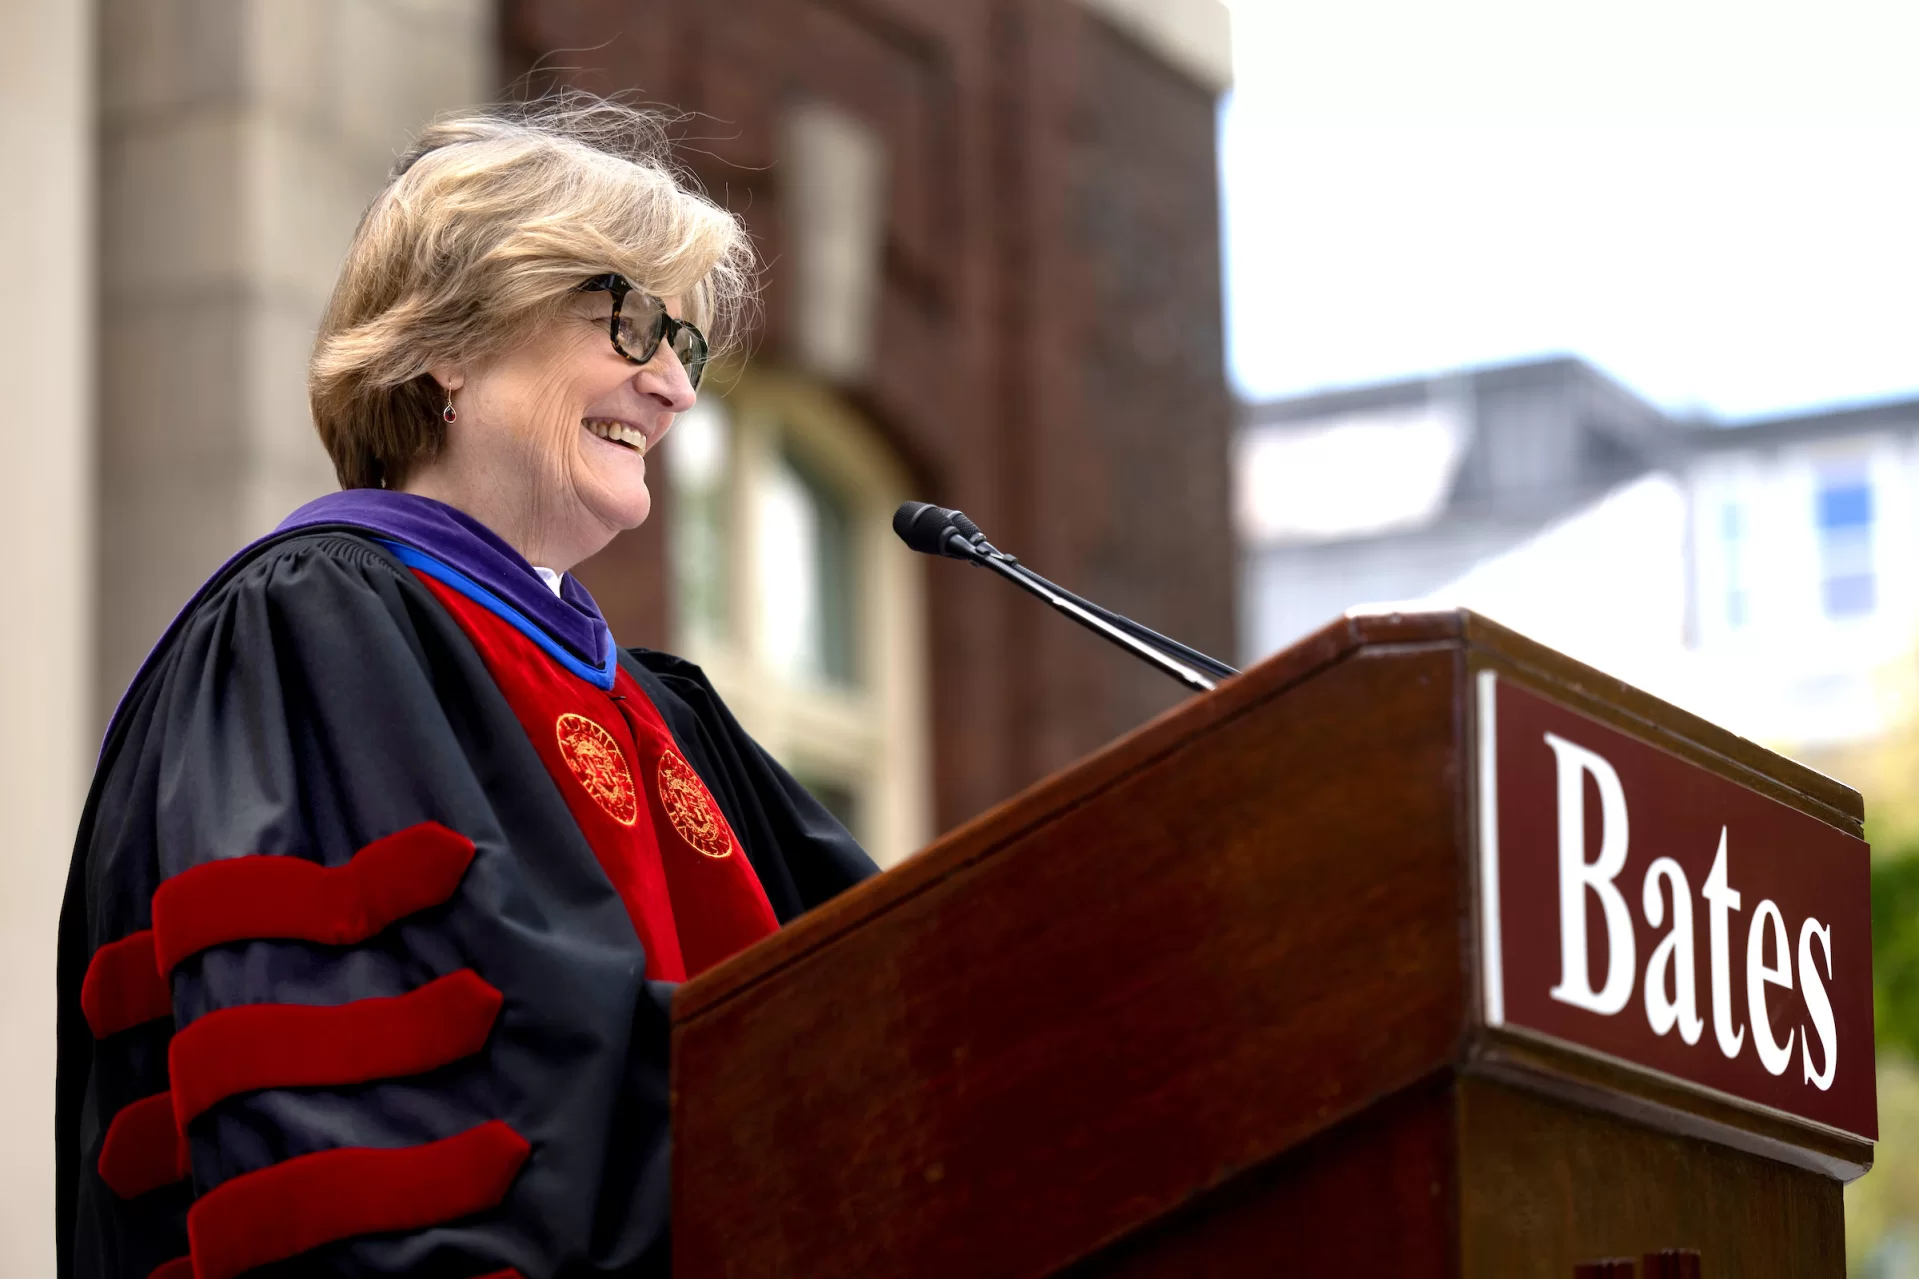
left=1478, top=672, right=1876, bottom=1140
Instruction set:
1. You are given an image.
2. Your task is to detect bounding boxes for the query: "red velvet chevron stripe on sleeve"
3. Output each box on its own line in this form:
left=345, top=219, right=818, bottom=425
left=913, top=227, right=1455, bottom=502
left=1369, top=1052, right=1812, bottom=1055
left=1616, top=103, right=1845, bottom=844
left=96, top=971, right=505, bottom=1201
left=80, top=930, right=170, bottom=1039
left=97, top=1091, right=191, bottom=1199
left=184, top=1120, right=531, bottom=1279
left=167, top=969, right=504, bottom=1130
left=81, top=822, right=476, bottom=1043
left=150, top=821, right=477, bottom=975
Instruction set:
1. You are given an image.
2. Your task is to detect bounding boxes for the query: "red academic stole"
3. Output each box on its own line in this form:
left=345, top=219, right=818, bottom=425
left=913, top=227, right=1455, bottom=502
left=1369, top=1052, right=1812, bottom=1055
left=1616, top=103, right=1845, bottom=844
left=416, top=574, right=779, bottom=980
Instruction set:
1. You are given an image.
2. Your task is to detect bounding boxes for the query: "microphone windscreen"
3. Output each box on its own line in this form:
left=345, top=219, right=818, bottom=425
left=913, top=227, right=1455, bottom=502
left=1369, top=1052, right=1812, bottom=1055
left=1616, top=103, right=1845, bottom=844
left=893, top=501, right=959, bottom=556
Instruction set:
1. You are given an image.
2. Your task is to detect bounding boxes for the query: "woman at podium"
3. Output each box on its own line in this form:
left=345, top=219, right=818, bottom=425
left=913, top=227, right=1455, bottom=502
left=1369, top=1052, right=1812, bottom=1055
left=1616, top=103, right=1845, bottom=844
left=55, top=95, right=876, bottom=1279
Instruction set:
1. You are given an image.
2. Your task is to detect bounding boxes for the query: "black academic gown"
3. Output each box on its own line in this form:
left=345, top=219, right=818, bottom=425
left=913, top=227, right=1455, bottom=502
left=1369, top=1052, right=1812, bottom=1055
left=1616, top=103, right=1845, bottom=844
left=56, top=527, right=877, bottom=1278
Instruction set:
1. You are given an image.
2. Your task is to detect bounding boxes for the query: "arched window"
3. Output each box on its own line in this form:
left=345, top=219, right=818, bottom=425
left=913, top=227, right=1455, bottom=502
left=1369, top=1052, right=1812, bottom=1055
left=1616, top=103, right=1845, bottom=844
left=667, top=368, right=929, bottom=867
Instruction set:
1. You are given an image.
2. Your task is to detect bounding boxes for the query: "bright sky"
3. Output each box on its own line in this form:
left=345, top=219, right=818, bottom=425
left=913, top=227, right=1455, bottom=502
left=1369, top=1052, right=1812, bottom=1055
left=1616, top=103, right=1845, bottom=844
left=1220, top=0, right=1919, bottom=419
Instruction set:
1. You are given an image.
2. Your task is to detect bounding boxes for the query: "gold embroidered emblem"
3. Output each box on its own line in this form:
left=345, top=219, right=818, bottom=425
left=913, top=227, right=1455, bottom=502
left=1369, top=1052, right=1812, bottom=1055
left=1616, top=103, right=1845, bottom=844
left=658, top=749, right=732, bottom=858
left=555, top=713, right=638, bottom=826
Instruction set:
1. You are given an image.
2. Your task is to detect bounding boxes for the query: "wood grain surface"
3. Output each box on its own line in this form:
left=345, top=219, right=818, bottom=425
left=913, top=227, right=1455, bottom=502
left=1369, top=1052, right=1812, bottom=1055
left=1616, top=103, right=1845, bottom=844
left=1061, top=1073, right=1459, bottom=1278
left=670, top=611, right=1864, bottom=1277
left=675, top=639, right=1468, bottom=1276
left=1459, top=1076, right=1843, bottom=1276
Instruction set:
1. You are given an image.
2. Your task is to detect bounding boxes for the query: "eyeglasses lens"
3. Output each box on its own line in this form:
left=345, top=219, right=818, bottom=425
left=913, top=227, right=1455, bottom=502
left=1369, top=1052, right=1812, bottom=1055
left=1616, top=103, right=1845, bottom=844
left=616, top=293, right=706, bottom=389
left=615, top=297, right=666, bottom=364
left=672, top=326, right=708, bottom=390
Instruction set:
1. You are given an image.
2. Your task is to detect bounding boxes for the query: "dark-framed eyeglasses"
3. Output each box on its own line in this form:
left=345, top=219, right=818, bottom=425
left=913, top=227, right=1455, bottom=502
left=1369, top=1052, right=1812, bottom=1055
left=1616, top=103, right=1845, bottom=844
left=576, top=274, right=709, bottom=391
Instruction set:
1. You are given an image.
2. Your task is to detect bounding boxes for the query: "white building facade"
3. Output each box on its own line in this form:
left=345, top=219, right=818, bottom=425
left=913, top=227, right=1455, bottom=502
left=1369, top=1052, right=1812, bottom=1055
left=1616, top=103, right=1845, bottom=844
left=1239, top=359, right=1919, bottom=756
left=1684, top=404, right=1919, bottom=749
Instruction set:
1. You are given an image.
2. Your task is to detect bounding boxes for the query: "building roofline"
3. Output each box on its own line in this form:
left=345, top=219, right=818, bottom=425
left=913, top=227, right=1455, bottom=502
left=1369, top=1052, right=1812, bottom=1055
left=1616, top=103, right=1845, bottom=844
left=1237, top=354, right=1658, bottom=429
left=1240, top=355, right=1919, bottom=453
left=1684, top=393, right=1919, bottom=451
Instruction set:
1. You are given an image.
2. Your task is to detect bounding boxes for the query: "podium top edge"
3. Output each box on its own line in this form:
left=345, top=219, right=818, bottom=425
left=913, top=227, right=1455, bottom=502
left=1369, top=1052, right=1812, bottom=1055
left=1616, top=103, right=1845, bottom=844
left=1321, top=606, right=1863, bottom=825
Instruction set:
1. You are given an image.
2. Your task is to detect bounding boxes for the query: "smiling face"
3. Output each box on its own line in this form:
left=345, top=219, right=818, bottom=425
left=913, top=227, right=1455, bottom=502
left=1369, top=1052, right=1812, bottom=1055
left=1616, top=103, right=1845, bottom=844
left=407, top=287, right=699, bottom=571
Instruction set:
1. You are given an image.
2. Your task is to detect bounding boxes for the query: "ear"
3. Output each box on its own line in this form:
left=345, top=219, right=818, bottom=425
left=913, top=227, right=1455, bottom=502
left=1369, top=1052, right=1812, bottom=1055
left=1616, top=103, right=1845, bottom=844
left=428, top=366, right=465, bottom=393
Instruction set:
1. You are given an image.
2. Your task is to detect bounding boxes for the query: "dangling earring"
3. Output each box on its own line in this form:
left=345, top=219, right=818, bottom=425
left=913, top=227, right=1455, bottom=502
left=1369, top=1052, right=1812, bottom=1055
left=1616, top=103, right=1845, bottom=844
left=442, top=385, right=457, bottom=424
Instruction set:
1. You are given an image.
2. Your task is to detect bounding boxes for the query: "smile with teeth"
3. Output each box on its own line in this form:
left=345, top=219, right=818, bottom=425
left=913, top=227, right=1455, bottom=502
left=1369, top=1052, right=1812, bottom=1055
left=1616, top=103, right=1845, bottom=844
left=583, top=418, right=647, bottom=455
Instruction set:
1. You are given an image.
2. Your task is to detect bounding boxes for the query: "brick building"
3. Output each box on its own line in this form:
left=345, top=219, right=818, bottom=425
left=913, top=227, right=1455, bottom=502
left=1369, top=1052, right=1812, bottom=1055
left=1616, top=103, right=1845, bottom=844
left=0, top=0, right=1231, bottom=1264
left=507, top=0, right=1237, bottom=841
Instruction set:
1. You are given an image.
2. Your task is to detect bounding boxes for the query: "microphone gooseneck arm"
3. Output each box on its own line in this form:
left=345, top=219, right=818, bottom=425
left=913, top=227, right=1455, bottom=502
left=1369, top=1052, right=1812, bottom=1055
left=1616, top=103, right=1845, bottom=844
left=944, top=529, right=1218, bottom=693
left=893, top=502, right=1239, bottom=694
left=1002, top=562, right=1238, bottom=682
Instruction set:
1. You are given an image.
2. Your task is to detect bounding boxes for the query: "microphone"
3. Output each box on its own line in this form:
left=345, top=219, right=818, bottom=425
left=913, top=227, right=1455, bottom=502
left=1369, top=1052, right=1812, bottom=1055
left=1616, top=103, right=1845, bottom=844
left=892, top=501, right=975, bottom=559
left=892, top=502, right=1239, bottom=693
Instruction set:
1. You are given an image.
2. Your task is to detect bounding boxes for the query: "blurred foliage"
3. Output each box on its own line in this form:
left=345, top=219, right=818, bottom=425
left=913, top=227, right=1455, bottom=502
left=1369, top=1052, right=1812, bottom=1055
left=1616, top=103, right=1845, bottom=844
left=1810, top=681, right=1919, bottom=1274
left=1822, top=690, right=1919, bottom=1060
left=1850, top=834, right=1919, bottom=1274
left=1850, top=1055, right=1919, bottom=1275
left=1877, top=852, right=1919, bottom=1062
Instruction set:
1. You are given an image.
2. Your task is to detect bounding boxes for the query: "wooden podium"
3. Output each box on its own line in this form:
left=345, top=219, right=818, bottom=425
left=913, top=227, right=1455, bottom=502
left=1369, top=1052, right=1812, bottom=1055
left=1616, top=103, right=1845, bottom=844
left=670, top=611, right=1875, bottom=1277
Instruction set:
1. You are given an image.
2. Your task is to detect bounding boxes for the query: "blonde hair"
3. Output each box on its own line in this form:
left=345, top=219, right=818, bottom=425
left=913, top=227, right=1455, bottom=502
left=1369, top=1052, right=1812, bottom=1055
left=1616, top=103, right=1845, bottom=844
left=309, top=94, right=757, bottom=489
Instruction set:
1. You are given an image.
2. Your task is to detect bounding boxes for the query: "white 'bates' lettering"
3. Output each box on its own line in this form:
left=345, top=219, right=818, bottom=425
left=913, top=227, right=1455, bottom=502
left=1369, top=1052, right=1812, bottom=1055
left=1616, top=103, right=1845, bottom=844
left=1541, top=732, right=1839, bottom=1091
left=1703, top=830, right=1744, bottom=1060
left=1800, top=919, right=1838, bottom=1090
left=1543, top=733, right=1635, bottom=1015
left=1641, top=857, right=1703, bottom=1045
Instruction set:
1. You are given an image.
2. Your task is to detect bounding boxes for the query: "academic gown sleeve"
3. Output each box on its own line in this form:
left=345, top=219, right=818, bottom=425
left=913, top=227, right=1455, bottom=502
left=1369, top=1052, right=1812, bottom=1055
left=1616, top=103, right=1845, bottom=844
left=59, top=534, right=684, bottom=1279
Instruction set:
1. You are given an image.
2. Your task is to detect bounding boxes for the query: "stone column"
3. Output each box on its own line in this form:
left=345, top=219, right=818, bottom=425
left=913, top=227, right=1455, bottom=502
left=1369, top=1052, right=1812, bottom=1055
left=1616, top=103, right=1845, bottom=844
left=0, top=0, right=96, bottom=1268
left=96, top=0, right=494, bottom=716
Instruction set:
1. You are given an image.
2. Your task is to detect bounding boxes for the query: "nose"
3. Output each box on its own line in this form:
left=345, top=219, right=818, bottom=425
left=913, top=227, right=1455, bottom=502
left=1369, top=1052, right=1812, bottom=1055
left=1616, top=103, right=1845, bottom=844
left=635, top=346, right=698, bottom=414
